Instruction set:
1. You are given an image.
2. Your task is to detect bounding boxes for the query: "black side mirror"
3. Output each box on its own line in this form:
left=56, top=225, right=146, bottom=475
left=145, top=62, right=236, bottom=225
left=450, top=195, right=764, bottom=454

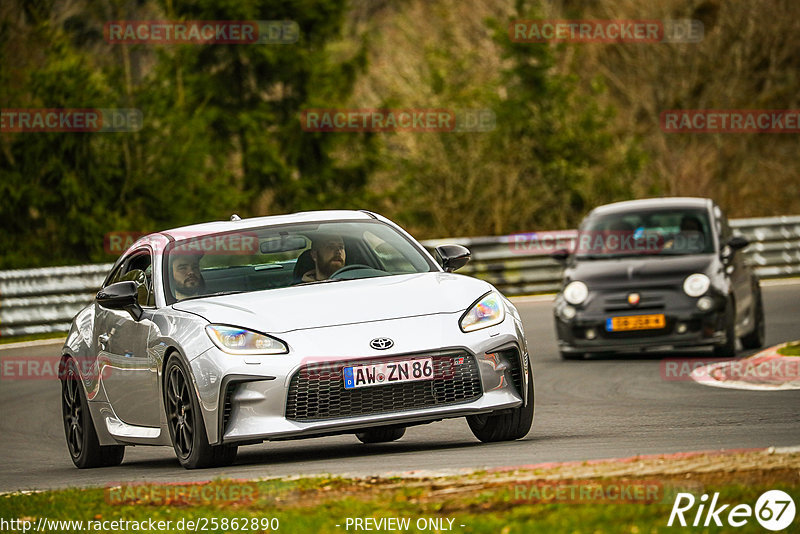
left=435, top=244, right=471, bottom=272
left=96, top=281, right=143, bottom=321
left=721, top=235, right=749, bottom=263
left=551, top=248, right=570, bottom=264
left=727, top=235, right=749, bottom=251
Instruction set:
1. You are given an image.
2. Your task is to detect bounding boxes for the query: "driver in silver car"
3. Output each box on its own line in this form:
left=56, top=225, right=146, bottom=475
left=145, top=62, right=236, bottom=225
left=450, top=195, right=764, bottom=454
left=171, top=253, right=206, bottom=300
left=301, top=234, right=346, bottom=282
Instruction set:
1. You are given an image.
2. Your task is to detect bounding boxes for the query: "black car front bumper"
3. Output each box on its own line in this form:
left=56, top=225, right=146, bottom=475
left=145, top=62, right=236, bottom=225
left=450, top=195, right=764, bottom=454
left=554, top=293, right=728, bottom=354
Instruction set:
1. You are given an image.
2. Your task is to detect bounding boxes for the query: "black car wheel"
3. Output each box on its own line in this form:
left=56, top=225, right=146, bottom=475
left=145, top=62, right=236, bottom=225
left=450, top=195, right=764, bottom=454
left=713, top=298, right=737, bottom=358
left=740, top=286, right=765, bottom=350
left=468, top=361, right=534, bottom=442
left=356, top=427, right=406, bottom=444
left=164, top=354, right=237, bottom=469
left=61, top=358, right=125, bottom=468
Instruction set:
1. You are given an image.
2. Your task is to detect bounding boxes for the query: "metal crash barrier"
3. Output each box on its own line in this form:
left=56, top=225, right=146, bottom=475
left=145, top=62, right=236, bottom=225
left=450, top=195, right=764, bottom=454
left=1, top=216, right=798, bottom=338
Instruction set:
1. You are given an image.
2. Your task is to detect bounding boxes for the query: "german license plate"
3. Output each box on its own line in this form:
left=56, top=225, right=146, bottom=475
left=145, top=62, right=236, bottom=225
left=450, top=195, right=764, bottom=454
left=343, top=358, right=434, bottom=389
left=605, top=314, right=666, bottom=332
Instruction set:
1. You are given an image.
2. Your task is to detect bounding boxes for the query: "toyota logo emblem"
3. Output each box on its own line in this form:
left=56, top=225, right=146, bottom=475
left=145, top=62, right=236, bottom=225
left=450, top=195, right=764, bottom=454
left=370, top=337, right=394, bottom=350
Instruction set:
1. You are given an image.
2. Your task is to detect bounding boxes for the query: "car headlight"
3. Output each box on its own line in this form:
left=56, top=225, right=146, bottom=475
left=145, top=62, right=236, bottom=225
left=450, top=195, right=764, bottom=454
left=683, top=273, right=710, bottom=297
left=205, top=325, right=288, bottom=355
left=563, top=281, right=589, bottom=305
left=460, top=292, right=506, bottom=332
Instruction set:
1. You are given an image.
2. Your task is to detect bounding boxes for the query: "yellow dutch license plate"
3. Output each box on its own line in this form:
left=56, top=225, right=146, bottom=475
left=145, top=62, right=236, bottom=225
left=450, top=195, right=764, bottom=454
left=606, top=314, right=666, bottom=332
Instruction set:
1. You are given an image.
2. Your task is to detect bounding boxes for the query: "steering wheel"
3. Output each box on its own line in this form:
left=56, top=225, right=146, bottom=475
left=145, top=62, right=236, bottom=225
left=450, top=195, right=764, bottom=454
left=329, top=264, right=374, bottom=279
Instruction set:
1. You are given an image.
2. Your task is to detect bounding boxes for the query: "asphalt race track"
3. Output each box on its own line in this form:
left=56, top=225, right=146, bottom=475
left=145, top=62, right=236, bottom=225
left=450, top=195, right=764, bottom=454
left=1, top=281, right=798, bottom=492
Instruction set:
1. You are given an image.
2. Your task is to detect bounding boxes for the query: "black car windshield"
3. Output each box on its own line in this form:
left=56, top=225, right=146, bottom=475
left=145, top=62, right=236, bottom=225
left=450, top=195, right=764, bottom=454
left=163, top=220, right=435, bottom=303
left=574, top=209, right=714, bottom=259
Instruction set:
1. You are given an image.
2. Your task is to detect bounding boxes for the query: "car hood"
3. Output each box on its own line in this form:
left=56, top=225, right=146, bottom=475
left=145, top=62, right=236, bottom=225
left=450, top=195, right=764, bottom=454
left=172, top=272, right=493, bottom=333
left=565, top=254, right=716, bottom=288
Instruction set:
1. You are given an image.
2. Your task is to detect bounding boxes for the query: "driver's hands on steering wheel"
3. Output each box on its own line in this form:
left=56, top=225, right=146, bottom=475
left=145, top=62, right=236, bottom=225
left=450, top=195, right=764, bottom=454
left=329, top=263, right=374, bottom=279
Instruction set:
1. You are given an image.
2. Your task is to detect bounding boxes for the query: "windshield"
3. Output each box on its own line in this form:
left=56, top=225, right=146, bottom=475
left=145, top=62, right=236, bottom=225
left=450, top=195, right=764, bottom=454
left=163, top=220, right=435, bottom=303
left=574, top=208, right=714, bottom=259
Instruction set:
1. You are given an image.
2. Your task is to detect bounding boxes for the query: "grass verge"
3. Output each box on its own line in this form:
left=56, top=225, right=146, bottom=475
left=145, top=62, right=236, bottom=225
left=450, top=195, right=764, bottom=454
left=1, top=450, right=798, bottom=533
left=777, top=341, right=800, bottom=356
left=0, top=332, right=67, bottom=345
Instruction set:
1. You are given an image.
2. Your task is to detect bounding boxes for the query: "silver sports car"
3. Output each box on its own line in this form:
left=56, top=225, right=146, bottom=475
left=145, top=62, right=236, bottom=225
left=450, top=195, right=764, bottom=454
left=61, top=210, right=533, bottom=469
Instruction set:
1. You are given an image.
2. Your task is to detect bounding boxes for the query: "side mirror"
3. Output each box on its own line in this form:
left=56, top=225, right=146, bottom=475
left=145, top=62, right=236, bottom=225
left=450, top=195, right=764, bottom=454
left=727, top=235, right=749, bottom=251
left=721, top=235, right=749, bottom=263
left=435, top=244, right=471, bottom=272
left=96, top=281, right=143, bottom=321
left=551, top=248, right=570, bottom=264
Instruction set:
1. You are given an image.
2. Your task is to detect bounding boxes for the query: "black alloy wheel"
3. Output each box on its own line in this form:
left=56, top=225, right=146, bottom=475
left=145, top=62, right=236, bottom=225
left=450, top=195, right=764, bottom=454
left=61, top=358, right=125, bottom=468
left=165, top=354, right=237, bottom=469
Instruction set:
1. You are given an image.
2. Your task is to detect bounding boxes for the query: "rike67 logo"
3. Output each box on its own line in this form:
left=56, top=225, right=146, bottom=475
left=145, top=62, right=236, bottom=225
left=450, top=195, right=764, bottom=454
left=668, top=490, right=796, bottom=531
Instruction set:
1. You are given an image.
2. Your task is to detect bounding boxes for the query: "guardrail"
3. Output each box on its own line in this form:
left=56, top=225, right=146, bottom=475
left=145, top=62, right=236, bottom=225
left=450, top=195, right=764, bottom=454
left=1, top=216, right=798, bottom=338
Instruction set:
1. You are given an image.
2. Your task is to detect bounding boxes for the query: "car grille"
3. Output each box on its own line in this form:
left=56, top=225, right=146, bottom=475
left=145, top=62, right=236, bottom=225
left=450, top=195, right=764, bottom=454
left=603, top=292, right=666, bottom=312
left=285, top=353, right=483, bottom=422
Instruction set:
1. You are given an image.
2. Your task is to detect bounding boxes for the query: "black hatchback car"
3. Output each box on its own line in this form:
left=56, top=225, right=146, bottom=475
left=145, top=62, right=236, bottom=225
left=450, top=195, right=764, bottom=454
left=553, top=198, right=765, bottom=360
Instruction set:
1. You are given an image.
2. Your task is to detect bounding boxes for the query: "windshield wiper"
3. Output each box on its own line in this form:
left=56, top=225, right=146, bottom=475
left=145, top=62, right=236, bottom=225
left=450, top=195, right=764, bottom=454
left=295, top=278, right=347, bottom=286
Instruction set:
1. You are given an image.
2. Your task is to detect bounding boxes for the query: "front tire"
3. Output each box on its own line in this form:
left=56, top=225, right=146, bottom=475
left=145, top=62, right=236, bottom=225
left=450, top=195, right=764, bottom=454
left=61, top=358, right=125, bottom=468
left=164, top=354, right=237, bottom=469
left=467, top=360, right=534, bottom=442
left=740, top=286, right=765, bottom=350
left=713, top=298, right=737, bottom=358
left=356, top=427, right=406, bottom=444
left=560, top=350, right=584, bottom=361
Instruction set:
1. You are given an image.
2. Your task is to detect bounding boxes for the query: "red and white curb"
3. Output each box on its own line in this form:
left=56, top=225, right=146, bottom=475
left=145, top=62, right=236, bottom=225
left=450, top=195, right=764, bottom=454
left=690, top=342, right=800, bottom=391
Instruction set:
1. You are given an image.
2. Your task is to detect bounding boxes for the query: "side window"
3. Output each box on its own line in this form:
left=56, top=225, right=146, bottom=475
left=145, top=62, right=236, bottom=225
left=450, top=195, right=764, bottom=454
left=721, top=218, right=732, bottom=242
left=104, top=263, right=126, bottom=287
left=715, top=206, right=732, bottom=246
left=118, top=250, right=155, bottom=307
left=713, top=206, right=725, bottom=239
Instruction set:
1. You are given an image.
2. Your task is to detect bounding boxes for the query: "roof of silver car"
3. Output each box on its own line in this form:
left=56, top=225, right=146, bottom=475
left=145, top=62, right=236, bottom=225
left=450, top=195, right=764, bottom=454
left=158, top=210, right=376, bottom=239
left=589, top=197, right=712, bottom=216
